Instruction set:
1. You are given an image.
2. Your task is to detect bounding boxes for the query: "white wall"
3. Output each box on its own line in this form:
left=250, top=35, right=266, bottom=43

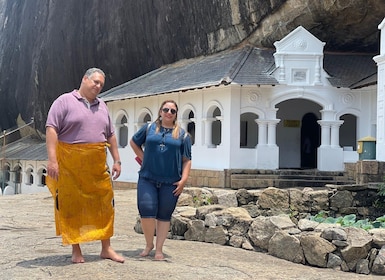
left=106, top=79, right=377, bottom=183
left=2, top=159, right=49, bottom=195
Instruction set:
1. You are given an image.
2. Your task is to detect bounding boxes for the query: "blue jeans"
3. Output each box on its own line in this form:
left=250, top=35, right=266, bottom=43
left=137, top=176, right=179, bottom=221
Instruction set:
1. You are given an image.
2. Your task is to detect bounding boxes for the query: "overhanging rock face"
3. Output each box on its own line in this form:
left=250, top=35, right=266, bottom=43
left=0, top=0, right=384, bottom=132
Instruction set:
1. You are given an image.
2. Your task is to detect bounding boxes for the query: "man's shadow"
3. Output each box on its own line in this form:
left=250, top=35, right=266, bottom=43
left=17, top=253, right=113, bottom=268
left=17, top=249, right=171, bottom=267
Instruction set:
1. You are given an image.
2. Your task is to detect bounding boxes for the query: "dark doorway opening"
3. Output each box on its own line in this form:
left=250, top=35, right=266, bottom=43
left=301, top=113, right=320, bottom=169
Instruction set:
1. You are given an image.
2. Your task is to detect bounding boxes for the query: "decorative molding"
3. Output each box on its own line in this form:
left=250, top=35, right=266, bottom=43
left=247, top=90, right=261, bottom=104
left=292, top=69, right=308, bottom=84
left=293, top=39, right=308, bottom=51
left=341, top=93, right=354, bottom=105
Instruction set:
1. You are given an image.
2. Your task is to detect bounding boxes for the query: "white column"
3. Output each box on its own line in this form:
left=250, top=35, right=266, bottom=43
left=317, top=120, right=344, bottom=171
left=331, top=121, right=344, bottom=148
left=255, top=119, right=279, bottom=169
left=203, top=118, right=215, bottom=148
left=179, top=118, right=189, bottom=132
left=279, top=55, right=285, bottom=82
left=318, top=120, right=331, bottom=147
left=374, top=18, right=385, bottom=160
left=314, top=55, right=321, bottom=84
left=215, top=115, right=224, bottom=146
left=267, top=119, right=280, bottom=146
left=255, top=119, right=267, bottom=145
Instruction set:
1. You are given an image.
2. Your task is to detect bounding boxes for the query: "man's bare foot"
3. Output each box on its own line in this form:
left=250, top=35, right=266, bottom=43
left=100, top=247, right=125, bottom=263
left=72, top=245, right=85, bottom=263
left=154, top=251, right=165, bottom=261
left=139, top=245, right=154, bottom=257
left=72, top=254, right=85, bottom=263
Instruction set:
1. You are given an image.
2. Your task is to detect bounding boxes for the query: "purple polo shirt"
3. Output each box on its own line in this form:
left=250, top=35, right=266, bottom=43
left=46, top=90, right=114, bottom=143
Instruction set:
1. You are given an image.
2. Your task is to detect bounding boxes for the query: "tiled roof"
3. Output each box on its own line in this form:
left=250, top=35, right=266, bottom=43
left=231, top=48, right=278, bottom=85
left=324, top=53, right=377, bottom=89
left=100, top=46, right=279, bottom=102
left=100, top=46, right=377, bottom=102
left=349, top=73, right=377, bottom=89
left=0, top=136, right=47, bottom=161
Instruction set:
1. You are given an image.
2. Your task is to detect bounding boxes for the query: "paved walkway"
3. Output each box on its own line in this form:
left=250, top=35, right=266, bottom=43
left=1, top=189, right=384, bottom=280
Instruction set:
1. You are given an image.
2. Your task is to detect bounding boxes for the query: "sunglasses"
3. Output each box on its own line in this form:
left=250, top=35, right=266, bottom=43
left=162, top=108, right=177, bottom=114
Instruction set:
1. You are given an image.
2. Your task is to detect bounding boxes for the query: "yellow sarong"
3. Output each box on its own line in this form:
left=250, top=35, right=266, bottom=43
left=46, top=142, right=114, bottom=245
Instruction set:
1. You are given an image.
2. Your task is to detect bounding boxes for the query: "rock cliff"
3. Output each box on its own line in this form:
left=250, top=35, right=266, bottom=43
left=0, top=0, right=383, bottom=132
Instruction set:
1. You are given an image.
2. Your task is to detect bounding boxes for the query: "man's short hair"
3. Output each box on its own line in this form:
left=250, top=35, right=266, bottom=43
left=85, top=68, right=105, bottom=78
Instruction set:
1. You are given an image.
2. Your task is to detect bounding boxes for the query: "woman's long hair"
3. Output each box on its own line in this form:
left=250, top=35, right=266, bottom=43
left=155, top=100, right=180, bottom=139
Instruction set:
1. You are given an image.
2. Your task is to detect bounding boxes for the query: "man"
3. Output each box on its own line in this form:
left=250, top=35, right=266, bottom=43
left=46, top=68, right=124, bottom=263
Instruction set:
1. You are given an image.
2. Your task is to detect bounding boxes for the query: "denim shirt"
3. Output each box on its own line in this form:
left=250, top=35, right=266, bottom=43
left=132, top=122, right=192, bottom=183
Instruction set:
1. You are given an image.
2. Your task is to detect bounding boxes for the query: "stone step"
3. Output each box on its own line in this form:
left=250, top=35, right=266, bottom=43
left=231, top=174, right=346, bottom=181
left=229, top=169, right=355, bottom=189
left=230, top=178, right=355, bottom=189
left=230, top=169, right=347, bottom=176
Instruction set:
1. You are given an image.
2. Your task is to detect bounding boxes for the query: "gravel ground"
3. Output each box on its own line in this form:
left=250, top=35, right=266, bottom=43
left=0, top=189, right=384, bottom=280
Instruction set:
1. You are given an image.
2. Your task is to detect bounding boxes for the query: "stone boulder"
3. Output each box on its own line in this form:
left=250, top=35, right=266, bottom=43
left=300, top=233, right=336, bottom=268
left=268, top=230, right=305, bottom=264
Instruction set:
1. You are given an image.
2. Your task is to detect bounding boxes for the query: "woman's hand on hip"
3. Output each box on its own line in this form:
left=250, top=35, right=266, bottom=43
left=173, top=181, right=185, bottom=196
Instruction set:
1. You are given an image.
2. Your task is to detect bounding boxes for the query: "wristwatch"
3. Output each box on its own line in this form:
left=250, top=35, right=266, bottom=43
left=114, top=160, right=122, bottom=165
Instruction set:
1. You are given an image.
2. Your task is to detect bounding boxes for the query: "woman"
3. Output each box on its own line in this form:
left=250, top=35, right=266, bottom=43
left=130, top=100, right=192, bottom=260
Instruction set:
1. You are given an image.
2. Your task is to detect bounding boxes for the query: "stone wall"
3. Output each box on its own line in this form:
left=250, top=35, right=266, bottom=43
left=113, top=169, right=226, bottom=190
left=188, top=169, right=226, bottom=188
left=135, top=185, right=385, bottom=275
left=356, top=161, right=385, bottom=184
left=115, top=161, right=385, bottom=190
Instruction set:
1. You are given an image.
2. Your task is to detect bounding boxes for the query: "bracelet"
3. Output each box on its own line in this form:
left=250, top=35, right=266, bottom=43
left=114, top=160, right=121, bottom=165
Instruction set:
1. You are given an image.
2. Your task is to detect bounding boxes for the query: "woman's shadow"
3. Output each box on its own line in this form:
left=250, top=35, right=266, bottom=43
left=122, top=249, right=171, bottom=262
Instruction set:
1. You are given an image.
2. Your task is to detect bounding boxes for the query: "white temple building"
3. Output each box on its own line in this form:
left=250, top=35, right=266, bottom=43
left=2, top=21, right=385, bottom=194
left=100, top=25, right=378, bottom=188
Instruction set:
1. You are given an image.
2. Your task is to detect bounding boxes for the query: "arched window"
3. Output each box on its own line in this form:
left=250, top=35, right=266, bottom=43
left=144, top=113, right=151, bottom=123
left=26, top=167, right=33, bottom=185
left=136, top=109, right=152, bottom=132
left=38, top=168, right=47, bottom=186
left=42, top=169, right=46, bottom=186
left=119, top=115, right=128, bottom=147
left=240, top=113, right=258, bottom=148
left=339, top=114, right=357, bottom=151
left=187, top=111, right=195, bottom=145
left=212, top=107, right=222, bottom=146
left=5, top=165, right=10, bottom=182
left=14, top=166, right=22, bottom=184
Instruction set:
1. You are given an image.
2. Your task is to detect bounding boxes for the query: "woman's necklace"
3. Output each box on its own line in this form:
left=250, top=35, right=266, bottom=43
left=160, top=127, right=172, bottom=151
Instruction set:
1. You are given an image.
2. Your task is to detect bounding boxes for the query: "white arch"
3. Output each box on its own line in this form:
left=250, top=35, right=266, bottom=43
left=180, top=103, right=196, bottom=119
left=26, top=163, right=34, bottom=170
left=114, top=109, right=129, bottom=124
left=25, top=166, right=34, bottom=185
left=37, top=163, right=47, bottom=171
left=240, top=106, right=265, bottom=119
left=12, top=163, right=22, bottom=170
left=37, top=166, right=47, bottom=186
left=270, top=88, right=330, bottom=108
left=4, top=163, right=10, bottom=181
left=137, top=107, right=153, bottom=122
left=37, top=166, right=46, bottom=174
left=336, top=108, right=361, bottom=119
left=114, top=109, right=129, bottom=148
left=205, top=100, right=223, bottom=117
